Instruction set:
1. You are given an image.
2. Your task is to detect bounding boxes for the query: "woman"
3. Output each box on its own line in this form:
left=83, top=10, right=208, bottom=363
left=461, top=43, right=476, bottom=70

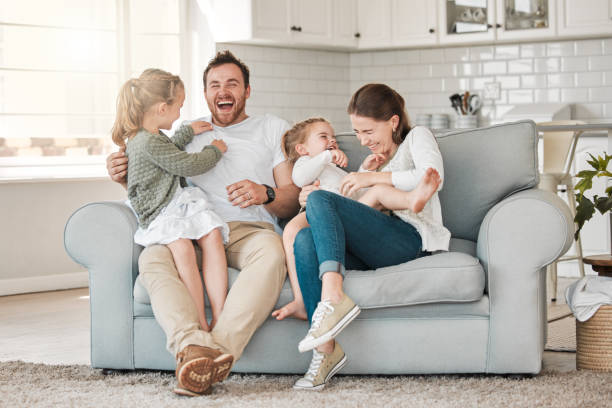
left=292, top=83, right=451, bottom=391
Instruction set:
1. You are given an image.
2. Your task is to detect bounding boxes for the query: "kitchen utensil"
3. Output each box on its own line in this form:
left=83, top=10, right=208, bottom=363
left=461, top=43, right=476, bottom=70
left=449, top=93, right=464, bottom=115
left=462, top=91, right=470, bottom=114
left=467, top=94, right=482, bottom=114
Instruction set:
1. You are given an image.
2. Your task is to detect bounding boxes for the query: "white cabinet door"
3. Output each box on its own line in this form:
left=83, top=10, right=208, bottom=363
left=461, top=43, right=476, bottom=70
left=391, top=0, right=438, bottom=46
left=333, top=0, right=359, bottom=47
left=291, top=0, right=333, bottom=44
left=558, top=0, right=612, bottom=37
left=495, top=0, right=557, bottom=41
left=356, top=0, right=392, bottom=49
left=438, top=0, right=496, bottom=45
left=252, top=0, right=291, bottom=41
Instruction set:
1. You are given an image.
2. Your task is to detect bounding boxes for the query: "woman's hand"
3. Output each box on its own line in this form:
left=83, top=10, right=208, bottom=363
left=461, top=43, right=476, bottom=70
left=340, top=172, right=377, bottom=197
left=299, top=180, right=320, bottom=207
left=190, top=120, right=213, bottom=134
left=329, top=149, right=348, bottom=168
left=106, top=146, right=128, bottom=187
left=361, top=153, right=386, bottom=171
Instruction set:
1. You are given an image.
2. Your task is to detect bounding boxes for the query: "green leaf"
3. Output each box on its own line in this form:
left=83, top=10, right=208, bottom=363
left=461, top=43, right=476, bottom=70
left=576, top=170, right=598, bottom=178
left=594, top=195, right=612, bottom=215
left=574, top=177, right=593, bottom=195
left=574, top=194, right=595, bottom=240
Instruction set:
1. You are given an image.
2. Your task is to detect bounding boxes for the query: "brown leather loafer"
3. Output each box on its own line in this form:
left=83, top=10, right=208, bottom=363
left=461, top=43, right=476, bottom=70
left=173, top=344, right=234, bottom=397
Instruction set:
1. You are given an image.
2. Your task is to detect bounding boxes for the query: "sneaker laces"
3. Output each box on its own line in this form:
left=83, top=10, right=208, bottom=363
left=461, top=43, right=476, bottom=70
left=304, top=350, right=325, bottom=381
left=308, top=300, right=334, bottom=334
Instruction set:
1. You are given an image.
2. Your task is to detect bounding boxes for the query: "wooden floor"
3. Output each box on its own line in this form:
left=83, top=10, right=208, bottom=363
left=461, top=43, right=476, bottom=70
left=0, top=285, right=577, bottom=371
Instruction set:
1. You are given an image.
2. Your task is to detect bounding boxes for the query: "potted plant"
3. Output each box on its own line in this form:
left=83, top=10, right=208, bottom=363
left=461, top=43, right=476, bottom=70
left=574, top=152, right=612, bottom=251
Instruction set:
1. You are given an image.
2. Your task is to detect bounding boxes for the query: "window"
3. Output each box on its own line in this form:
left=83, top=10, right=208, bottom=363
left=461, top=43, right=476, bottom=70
left=0, top=0, right=187, bottom=179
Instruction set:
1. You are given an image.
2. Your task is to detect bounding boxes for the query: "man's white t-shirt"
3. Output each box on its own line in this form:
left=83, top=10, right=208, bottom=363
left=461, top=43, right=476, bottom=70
left=184, top=114, right=289, bottom=229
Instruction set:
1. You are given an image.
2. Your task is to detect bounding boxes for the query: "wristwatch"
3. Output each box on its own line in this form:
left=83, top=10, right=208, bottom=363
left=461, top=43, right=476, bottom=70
left=263, top=184, right=275, bottom=204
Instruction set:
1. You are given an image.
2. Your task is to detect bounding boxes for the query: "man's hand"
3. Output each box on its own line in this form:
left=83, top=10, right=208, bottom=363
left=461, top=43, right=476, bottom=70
left=329, top=149, right=348, bottom=168
left=226, top=180, right=267, bottom=208
left=190, top=120, right=213, bottom=134
left=361, top=153, right=386, bottom=171
left=106, top=146, right=128, bottom=188
left=211, top=139, right=227, bottom=153
left=299, top=180, right=320, bottom=207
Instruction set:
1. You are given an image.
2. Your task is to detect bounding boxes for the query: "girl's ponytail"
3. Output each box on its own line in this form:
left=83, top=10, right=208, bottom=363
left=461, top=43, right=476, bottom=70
left=111, top=69, right=184, bottom=147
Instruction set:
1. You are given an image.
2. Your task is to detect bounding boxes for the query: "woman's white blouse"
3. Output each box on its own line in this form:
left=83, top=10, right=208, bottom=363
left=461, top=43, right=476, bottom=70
left=380, top=126, right=451, bottom=252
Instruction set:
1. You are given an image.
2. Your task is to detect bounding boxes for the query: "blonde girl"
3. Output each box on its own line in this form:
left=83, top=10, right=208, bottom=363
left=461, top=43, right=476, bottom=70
left=112, top=68, right=229, bottom=332
left=272, top=117, right=441, bottom=324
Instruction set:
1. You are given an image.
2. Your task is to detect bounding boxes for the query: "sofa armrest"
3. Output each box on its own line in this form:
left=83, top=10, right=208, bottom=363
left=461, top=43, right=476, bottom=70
left=476, top=188, right=573, bottom=373
left=64, top=201, right=141, bottom=369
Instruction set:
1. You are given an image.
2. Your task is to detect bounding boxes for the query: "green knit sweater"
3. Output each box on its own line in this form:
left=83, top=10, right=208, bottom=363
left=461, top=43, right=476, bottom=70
left=126, top=125, right=222, bottom=228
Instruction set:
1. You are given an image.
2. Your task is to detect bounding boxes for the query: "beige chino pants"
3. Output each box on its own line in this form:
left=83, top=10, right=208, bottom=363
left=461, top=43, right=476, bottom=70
left=139, top=221, right=287, bottom=360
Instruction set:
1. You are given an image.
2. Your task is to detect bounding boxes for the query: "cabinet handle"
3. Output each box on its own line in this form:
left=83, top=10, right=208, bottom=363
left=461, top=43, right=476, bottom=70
left=496, top=23, right=502, bottom=28
left=354, top=32, right=361, bottom=38
left=429, top=28, right=435, bottom=33
left=487, top=24, right=492, bottom=29
left=290, top=25, right=299, bottom=31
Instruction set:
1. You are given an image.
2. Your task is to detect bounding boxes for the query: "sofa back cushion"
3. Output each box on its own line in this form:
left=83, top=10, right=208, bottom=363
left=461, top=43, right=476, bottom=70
left=337, top=120, right=539, bottom=242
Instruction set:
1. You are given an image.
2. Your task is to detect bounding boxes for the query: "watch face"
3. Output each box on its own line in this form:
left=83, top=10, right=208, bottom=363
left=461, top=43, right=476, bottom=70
left=267, top=186, right=275, bottom=201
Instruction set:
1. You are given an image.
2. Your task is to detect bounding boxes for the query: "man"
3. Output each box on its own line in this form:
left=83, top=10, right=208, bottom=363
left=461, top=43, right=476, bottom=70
left=106, top=50, right=300, bottom=396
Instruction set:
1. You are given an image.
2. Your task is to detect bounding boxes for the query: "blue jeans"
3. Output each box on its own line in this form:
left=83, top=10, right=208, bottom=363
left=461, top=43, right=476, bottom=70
left=294, top=190, right=424, bottom=320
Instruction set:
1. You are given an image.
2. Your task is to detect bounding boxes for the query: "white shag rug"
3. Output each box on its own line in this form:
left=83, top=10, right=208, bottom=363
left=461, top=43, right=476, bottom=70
left=1, top=361, right=611, bottom=408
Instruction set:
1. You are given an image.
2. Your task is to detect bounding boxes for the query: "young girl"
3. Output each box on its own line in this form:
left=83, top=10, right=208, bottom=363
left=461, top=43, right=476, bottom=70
left=111, top=68, right=229, bottom=332
left=272, top=117, right=441, bottom=321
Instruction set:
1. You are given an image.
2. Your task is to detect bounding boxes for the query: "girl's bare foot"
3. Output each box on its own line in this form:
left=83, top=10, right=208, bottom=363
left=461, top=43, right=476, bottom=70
left=410, top=168, right=441, bottom=213
left=271, top=300, right=308, bottom=321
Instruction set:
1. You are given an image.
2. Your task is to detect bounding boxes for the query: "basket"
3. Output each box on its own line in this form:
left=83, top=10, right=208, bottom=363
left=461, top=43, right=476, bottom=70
left=576, top=304, right=612, bottom=372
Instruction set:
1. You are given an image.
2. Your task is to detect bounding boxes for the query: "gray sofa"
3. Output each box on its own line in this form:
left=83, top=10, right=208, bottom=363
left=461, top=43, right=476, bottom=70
left=64, top=120, right=573, bottom=375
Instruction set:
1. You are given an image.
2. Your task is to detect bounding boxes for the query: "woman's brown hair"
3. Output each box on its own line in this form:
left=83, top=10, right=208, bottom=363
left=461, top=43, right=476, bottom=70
left=281, top=117, right=330, bottom=164
left=347, top=83, right=411, bottom=144
left=111, top=68, right=184, bottom=147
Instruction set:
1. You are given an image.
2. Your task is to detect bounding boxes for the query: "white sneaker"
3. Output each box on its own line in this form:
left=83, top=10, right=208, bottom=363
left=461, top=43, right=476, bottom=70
left=293, top=342, right=347, bottom=391
left=298, top=294, right=360, bottom=353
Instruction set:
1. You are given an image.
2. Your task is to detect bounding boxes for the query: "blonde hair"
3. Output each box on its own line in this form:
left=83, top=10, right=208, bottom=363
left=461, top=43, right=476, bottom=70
left=111, top=68, right=184, bottom=147
left=281, top=117, right=330, bottom=164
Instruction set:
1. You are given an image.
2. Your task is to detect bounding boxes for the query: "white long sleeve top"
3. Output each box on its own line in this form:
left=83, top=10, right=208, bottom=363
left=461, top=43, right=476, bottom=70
left=379, top=126, right=451, bottom=252
left=292, top=150, right=348, bottom=195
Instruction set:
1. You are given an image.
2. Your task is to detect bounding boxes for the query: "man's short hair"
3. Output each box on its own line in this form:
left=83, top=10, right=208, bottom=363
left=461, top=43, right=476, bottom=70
left=203, top=50, right=250, bottom=89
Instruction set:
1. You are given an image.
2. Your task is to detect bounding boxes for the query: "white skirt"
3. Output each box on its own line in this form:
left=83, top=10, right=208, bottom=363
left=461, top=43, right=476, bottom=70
left=134, top=186, right=229, bottom=247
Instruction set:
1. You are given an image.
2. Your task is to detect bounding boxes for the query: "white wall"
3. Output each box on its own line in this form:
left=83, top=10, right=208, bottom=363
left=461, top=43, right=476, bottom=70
left=0, top=179, right=126, bottom=295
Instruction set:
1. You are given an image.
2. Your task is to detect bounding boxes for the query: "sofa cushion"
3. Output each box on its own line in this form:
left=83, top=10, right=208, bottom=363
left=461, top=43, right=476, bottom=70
left=338, top=120, right=539, bottom=242
left=133, top=238, right=484, bottom=314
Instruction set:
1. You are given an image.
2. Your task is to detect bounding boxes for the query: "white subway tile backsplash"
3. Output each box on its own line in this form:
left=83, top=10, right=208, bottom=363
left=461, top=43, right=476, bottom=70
left=443, top=77, right=470, bottom=92
left=548, top=73, right=575, bottom=88
left=420, top=49, right=444, bottom=63
left=431, top=63, right=456, bottom=78
left=350, top=52, right=372, bottom=67
left=496, top=75, right=520, bottom=89
left=385, top=65, right=409, bottom=79
left=395, top=49, right=421, bottom=65
left=482, top=61, right=507, bottom=75
left=561, top=57, right=588, bottom=72
left=443, top=47, right=470, bottom=62
left=495, top=45, right=520, bottom=60
left=361, top=66, right=387, bottom=80
left=561, top=88, right=589, bottom=103
left=456, top=62, right=482, bottom=76
left=373, top=51, right=397, bottom=66
left=471, top=76, right=495, bottom=90
left=521, top=74, right=547, bottom=89
left=420, top=79, right=444, bottom=92
left=535, top=58, right=560, bottom=73
left=520, top=43, right=546, bottom=58
left=535, top=89, right=560, bottom=103
left=590, top=87, right=612, bottom=102
left=508, top=89, right=534, bottom=104
left=575, top=40, right=603, bottom=56
left=508, top=59, right=533, bottom=74
left=590, top=56, right=612, bottom=71
left=547, top=41, right=575, bottom=57
left=604, top=103, right=612, bottom=117
left=604, top=71, right=612, bottom=86
left=604, top=39, right=612, bottom=54
left=576, top=72, right=604, bottom=87
left=470, top=46, right=495, bottom=61
left=406, top=65, right=432, bottom=78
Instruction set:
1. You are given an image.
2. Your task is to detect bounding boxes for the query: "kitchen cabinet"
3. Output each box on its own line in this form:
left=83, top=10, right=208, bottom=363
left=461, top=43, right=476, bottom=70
left=209, top=0, right=334, bottom=47
left=438, top=0, right=557, bottom=45
left=356, top=0, right=437, bottom=49
left=333, top=0, right=359, bottom=47
left=558, top=0, right=612, bottom=37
